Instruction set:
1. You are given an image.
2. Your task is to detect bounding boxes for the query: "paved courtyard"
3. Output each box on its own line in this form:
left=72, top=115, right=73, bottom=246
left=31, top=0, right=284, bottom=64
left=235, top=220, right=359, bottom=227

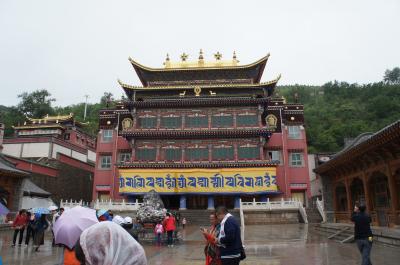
left=0, top=224, right=399, bottom=265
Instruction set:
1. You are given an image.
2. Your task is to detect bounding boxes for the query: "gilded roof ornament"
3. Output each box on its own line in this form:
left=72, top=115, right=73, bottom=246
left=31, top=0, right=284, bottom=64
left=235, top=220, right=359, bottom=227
left=180, top=53, right=189, bottom=62
left=198, top=49, right=204, bottom=60
left=214, top=52, right=222, bottom=60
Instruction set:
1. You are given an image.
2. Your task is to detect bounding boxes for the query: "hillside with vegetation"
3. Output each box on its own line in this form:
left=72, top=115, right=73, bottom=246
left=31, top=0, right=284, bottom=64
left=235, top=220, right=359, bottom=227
left=1, top=68, right=399, bottom=154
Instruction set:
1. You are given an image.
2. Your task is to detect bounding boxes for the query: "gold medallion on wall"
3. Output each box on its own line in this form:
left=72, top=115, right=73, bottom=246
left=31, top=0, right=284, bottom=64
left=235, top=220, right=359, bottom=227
left=194, top=86, right=201, bottom=96
left=265, top=114, right=278, bottom=129
left=122, top=118, right=134, bottom=130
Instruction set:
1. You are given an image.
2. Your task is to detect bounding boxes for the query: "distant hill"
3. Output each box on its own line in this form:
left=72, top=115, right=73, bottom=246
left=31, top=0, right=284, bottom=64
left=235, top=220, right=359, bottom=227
left=277, top=82, right=400, bottom=153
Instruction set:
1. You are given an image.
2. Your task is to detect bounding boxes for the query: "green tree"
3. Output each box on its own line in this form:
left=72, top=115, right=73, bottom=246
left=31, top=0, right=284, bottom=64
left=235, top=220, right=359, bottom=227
left=17, top=89, right=55, bottom=118
left=383, top=67, right=400, bottom=84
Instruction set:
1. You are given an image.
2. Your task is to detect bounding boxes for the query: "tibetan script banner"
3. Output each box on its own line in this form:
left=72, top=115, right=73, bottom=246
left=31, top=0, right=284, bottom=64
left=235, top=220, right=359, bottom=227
left=118, top=167, right=277, bottom=194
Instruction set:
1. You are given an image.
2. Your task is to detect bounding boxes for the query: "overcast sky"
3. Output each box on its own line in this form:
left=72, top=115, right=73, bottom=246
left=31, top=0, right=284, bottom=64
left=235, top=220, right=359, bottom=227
left=0, top=0, right=399, bottom=107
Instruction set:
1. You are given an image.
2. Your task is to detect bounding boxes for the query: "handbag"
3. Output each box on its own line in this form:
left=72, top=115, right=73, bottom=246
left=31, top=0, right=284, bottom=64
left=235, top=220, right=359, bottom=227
left=240, top=247, right=246, bottom=260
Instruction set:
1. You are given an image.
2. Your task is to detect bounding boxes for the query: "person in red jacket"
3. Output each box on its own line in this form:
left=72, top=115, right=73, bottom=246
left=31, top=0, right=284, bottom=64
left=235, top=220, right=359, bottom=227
left=163, top=213, right=176, bottom=247
left=12, top=209, right=28, bottom=247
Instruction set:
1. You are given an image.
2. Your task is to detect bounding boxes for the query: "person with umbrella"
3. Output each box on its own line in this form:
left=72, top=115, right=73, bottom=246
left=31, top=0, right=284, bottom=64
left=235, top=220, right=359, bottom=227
left=33, top=213, right=49, bottom=252
left=52, top=206, right=99, bottom=265
left=74, top=221, right=147, bottom=265
left=25, top=211, right=36, bottom=246
left=12, top=209, right=28, bottom=247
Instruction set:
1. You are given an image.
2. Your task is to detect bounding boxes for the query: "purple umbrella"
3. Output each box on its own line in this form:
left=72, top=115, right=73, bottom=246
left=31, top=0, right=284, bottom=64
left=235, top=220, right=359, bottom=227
left=0, top=203, right=9, bottom=215
left=53, top=206, right=98, bottom=249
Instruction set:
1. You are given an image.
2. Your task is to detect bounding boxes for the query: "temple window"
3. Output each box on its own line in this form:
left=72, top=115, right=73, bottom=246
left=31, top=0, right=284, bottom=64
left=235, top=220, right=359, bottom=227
left=164, top=147, right=181, bottom=161
left=160, top=116, right=182, bottom=128
left=185, top=147, right=208, bottom=160
left=212, top=146, right=234, bottom=160
left=102, top=130, right=113, bottom=142
left=289, top=152, right=304, bottom=167
left=211, top=114, right=233, bottom=128
left=118, top=152, right=131, bottom=163
left=268, top=150, right=282, bottom=164
left=288, top=126, right=302, bottom=139
left=63, top=133, right=70, bottom=140
left=138, top=117, right=157, bottom=128
left=100, top=155, right=112, bottom=169
left=236, top=114, right=258, bottom=127
left=238, top=145, right=259, bottom=160
left=136, top=148, right=156, bottom=161
left=185, top=115, right=208, bottom=128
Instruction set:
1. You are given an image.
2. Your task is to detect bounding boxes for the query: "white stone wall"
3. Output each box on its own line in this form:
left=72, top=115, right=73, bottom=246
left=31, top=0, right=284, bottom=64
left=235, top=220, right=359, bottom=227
left=52, top=143, right=72, bottom=158
left=21, top=142, right=50, bottom=158
left=88, top=150, right=96, bottom=162
left=2, top=143, right=22, bottom=157
left=72, top=150, right=87, bottom=162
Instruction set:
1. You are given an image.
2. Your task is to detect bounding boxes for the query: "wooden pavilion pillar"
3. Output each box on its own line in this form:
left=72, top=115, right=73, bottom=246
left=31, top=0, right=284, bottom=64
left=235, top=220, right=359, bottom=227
left=345, top=177, right=352, bottom=215
left=361, top=171, right=372, bottom=212
left=386, top=163, right=399, bottom=224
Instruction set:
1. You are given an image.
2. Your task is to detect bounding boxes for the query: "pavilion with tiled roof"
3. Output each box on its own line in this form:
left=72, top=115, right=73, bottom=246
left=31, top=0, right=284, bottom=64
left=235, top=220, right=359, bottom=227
left=315, top=120, right=400, bottom=227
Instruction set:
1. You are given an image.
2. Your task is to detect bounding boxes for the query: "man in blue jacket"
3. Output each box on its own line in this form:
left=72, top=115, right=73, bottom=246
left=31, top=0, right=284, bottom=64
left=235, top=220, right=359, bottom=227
left=216, top=206, right=243, bottom=265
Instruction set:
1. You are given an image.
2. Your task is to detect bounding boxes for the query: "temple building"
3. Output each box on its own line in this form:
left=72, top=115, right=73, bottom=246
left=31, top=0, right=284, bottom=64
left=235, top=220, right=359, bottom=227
left=315, top=120, right=400, bottom=227
left=94, top=51, right=311, bottom=209
left=2, top=114, right=96, bottom=204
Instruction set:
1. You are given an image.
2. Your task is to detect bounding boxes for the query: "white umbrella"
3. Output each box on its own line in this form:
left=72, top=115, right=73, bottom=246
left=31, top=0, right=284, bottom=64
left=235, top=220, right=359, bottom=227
left=48, top=205, right=58, bottom=211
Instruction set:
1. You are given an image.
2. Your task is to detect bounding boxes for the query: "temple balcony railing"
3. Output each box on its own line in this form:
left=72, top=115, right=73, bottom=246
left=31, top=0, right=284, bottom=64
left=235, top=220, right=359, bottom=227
left=60, top=199, right=143, bottom=211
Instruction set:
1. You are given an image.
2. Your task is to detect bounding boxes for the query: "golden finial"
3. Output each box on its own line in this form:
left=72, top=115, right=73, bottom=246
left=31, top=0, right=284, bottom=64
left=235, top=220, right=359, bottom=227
left=214, top=52, right=222, bottom=60
left=198, top=49, right=204, bottom=60
left=164, top=53, right=171, bottom=67
left=180, top=53, right=189, bottom=61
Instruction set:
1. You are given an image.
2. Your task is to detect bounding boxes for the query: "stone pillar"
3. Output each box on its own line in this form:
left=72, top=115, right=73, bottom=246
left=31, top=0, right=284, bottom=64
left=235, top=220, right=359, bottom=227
left=234, top=196, right=241, bottom=209
left=179, top=195, right=187, bottom=210
left=207, top=196, right=215, bottom=210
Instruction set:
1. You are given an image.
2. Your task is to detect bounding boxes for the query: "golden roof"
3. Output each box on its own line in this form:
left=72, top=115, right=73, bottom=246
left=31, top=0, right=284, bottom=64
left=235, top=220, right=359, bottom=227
left=118, top=74, right=281, bottom=91
left=26, top=113, right=74, bottom=123
left=129, top=52, right=270, bottom=72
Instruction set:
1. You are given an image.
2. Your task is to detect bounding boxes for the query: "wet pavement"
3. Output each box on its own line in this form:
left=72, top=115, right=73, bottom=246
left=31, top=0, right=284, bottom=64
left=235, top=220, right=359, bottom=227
left=1, top=224, right=399, bottom=265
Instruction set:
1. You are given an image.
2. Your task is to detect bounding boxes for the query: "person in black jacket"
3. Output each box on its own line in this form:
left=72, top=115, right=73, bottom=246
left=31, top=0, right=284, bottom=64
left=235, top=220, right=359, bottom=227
left=351, top=204, right=373, bottom=265
left=215, top=206, right=243, bottom=265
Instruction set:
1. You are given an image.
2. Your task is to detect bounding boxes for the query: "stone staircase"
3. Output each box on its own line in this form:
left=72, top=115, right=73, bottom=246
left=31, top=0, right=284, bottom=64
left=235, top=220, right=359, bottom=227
left=179, top=209, right=240, bottom=226
left=314, top=223, right=354, bottom=243
left=313, top=223, right=400, bottom=247
left=306, top=207, right=323, bottom=223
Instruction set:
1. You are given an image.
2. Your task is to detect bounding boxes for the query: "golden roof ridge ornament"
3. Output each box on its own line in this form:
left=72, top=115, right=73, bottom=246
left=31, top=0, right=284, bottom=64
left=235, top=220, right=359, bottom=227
left=180, top=52, right=188, bottom=62
left=157, top=50, right=269, bottom=69
left=214, top=52, right=222, bottom=60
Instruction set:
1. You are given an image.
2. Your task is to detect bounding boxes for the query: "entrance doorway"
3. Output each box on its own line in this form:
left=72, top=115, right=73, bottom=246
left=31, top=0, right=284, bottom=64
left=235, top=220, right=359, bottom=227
left=187, top=195, right=207, bottom=209
left=369, top=172, right=391, bottom=226
left=215, top=196, right=234, bottom=209
left=162, top=195, right=180, bottom=210
left=291, top=191, right=306, bottom=206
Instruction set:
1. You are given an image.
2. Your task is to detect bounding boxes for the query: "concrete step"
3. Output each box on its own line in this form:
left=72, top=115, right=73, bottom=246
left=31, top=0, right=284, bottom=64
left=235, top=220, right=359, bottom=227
left=179, top=210, right=240, bottom=225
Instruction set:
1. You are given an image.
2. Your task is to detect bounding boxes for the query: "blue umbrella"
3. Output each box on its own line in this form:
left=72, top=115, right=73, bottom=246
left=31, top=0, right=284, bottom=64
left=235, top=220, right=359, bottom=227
left=0, top=203, right=9, bottom=215
left=96, top=209, right=108, bottom=218
left=32, top=207, right=50, bottom=215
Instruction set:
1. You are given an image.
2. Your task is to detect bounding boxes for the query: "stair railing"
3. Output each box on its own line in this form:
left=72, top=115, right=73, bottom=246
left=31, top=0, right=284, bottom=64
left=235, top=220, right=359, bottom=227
left=316, top=198, right=326, bottom=223
left=298, top=200, right=308, bottom=224
left=239, top=198, right=245, bottom=243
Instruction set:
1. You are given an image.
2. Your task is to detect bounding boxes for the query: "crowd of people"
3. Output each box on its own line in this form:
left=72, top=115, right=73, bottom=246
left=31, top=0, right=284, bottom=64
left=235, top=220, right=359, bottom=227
left=9, top=205, right=247, bottom=265
left=11, top=208, right=64, bottom=251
